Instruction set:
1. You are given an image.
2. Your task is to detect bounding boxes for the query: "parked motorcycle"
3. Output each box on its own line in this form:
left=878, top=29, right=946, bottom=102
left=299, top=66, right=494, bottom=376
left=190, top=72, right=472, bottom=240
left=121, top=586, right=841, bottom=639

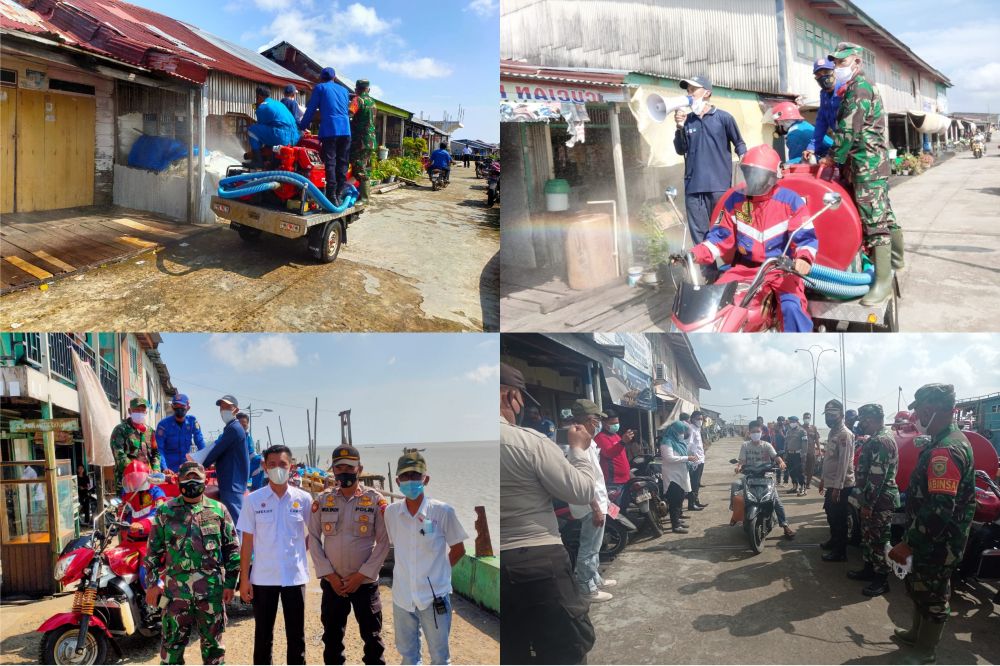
left=613, top=476, right=665, bottom=538
left=555, top=501, right=634, bottom=560
left=37, top=497, right=160, bottom=665
left=957, top=470, right=1000, bottom=600
left=972, top=140, right=984, bottom=158
left=631, top=454, right=671, bottom=521
left=429, top=167, right=450, bottom=191
left=729, top=459, right=780, bottom=554
left=475, top=156, right=492, bottom=179
left=486, top=161, right=500, bottom=207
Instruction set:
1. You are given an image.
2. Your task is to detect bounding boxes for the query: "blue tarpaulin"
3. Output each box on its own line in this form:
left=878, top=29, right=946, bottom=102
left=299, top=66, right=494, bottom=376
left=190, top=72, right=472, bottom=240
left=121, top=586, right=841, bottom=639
left=127, top=135, right=188, bottom=173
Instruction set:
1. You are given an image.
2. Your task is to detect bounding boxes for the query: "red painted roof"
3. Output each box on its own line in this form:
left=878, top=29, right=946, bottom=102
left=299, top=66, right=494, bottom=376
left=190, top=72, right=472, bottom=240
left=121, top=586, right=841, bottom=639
left=7, top=0, right=305, bottom=87
left=501, top=59, right=627, bottom=88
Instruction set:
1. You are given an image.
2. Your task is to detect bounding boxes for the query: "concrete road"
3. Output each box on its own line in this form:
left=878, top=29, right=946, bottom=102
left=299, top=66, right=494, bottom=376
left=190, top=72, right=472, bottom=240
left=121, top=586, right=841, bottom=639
left=0, top=168, right=499, bottom=332
left=890, top=150, right=1000, bottom=331
left=586, top=437, right=998, bottom=665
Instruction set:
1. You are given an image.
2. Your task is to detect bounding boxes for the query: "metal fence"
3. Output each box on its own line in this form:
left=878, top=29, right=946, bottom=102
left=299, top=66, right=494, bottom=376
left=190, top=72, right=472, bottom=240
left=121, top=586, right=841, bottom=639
left=13, top=333, right=120, bottom=408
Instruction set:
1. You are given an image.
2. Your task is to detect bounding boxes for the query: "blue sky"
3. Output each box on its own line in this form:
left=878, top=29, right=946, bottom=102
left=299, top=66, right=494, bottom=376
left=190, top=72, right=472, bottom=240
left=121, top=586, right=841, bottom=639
left=856, top=0, right=998, bottom=112
left=130, top=0, right=500, bottom=141
left=688, top=333, right=999, bottom=425
left=157, top=333, right=499, bottom=446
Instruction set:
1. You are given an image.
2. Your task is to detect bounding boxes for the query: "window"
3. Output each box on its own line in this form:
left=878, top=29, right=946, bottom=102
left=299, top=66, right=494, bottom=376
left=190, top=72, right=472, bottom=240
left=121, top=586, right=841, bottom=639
left=0, top=69, right=16, bottom=87
left=794, top=16, right=840, bottom=62
left=48, top=79, right=95, bottom=95
left=128, top=337, right=139, bottom=379
left=911, top=78, right=917, bottom=98
left=891, top=63, right=902, bottom=85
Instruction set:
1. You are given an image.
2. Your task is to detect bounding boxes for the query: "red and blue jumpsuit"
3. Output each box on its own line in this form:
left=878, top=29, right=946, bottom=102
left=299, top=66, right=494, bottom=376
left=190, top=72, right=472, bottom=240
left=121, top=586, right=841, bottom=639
left=691, top=186, right=818, bottom=332
left=122, top=484, right=166, bottom=589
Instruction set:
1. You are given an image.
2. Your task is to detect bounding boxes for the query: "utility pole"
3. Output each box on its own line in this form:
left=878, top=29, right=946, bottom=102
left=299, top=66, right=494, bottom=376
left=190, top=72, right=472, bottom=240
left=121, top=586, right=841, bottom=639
left=278, top=415, right=287, bottom=446
left=897, top=386, right=903, bottom=413
left=795, top=345, right=837, bottom=423
left=313, top=397, right=319, bottom=468
left=742, top=395, right=773, bottom=420
left=266, top=426, right=273, bottom=447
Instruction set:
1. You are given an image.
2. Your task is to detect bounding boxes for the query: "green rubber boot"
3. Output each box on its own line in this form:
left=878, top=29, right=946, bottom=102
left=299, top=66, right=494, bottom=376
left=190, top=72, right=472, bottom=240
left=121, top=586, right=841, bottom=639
left=358, top=178, right=370, bottom=205
left=861, top=244, right=893, bottom=305
left=894, top=607, right=922, bottom=646
left=890, top=227, right=905, bottom=269
left=901, top=619, right=945, bottom=665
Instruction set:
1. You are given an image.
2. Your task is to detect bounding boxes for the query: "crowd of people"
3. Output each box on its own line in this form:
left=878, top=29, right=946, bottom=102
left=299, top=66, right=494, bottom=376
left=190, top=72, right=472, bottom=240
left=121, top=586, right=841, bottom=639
left=500, top=365, right=981, bottom=665
left=101, top=392, right=468, bottom=665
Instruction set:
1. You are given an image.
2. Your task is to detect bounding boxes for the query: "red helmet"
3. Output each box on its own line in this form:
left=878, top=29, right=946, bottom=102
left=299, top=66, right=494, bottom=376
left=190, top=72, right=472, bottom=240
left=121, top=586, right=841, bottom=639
left=770, top=101, right=804, bottom=123
left=123, top=460, right=151, bottom=493
left=740, top=144, right=781, bottom=196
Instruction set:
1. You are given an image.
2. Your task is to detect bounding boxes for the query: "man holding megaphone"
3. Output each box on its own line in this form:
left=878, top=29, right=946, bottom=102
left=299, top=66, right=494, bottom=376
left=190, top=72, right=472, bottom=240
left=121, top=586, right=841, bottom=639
left=672, top=75, right=747, bottom=252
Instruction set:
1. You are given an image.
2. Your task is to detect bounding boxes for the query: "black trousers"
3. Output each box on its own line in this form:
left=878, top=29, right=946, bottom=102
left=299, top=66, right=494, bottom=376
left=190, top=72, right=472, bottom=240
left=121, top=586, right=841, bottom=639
left=320, top=579, right=385, bottom=665
left=823, top=486, right=853, bottom=554
left=687, top=463, right=704, bottom=506
left=500, top=544, right=594, bottom=665
left=787, top=453, right=804, bottom=487
left=251, top=584, right=306, bottom=665
left=666, top=481, right=686, bottom=527
left=321, top=135, right=351, bottom=194
left=463, top=155, right=470, bottom=167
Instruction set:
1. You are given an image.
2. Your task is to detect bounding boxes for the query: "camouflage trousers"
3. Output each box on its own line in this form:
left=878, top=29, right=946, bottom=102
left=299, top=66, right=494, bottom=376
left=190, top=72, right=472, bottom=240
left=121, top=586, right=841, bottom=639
left=160, top=590, right=227, bottom=664
left=860, top=508, right=892, bottom=573
left=350, top=148, right=373, bottom=182
left=849, top=178, right=897, bottom=247
left=905, top=566, right=954, bottom=622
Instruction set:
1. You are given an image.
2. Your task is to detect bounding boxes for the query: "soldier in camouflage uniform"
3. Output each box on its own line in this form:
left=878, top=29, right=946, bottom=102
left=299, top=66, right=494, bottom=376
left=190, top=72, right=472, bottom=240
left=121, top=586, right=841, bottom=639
left=144, top=461, right=240, bottom=665
left=888, top=384, right=976, bottom=664
left=111, top=397, right=160, bottom=494
left=349, top=79, right=377, bottom=204
left=819, top=41, right=901, bottom=306
left=847, top=403, right=899, bottom=597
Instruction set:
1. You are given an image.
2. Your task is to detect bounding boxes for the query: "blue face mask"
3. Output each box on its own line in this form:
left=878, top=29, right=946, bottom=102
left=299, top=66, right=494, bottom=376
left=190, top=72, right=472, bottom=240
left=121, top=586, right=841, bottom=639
left=400, top=480, right=425, bottom=500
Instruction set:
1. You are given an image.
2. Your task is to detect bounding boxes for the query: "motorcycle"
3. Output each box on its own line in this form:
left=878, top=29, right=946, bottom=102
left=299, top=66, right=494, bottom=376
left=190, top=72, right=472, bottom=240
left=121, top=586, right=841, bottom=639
left=555, top=501, right=635, bottom=560
left=957, top=470, right=1000, bottom=600
left=613, top=476, right=665, bottom=538
left=37, top=497, right=160, bottom=664
left=631, top=455, right=671, bottom=521
left=429, top=167, right=450, bottom=191
left=972, top=140, right=984, bottom=158
left=486, top=161, right=500, bottom=207
left=729, top=459, right=780, bottom=554
left=475, top=157, right=492, bottom=179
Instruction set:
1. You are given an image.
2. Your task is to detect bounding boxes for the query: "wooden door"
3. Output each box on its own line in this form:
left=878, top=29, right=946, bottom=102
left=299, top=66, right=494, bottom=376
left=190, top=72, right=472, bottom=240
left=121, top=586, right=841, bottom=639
left=1, top=87, right=15, bottom=214
left=15, top=90, right=95, bottom=212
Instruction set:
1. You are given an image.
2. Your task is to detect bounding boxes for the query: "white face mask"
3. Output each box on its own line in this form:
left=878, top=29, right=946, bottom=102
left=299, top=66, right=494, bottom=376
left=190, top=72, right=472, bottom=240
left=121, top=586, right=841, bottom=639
left=266, top=466, right=289, bottom=485
left=803, top=419, right=811, bottom=425
left=833, top=64, right=854, bottom=85
left=220, top=409, right=235, bottom=424
left=915, top=411, right=936, bottom=436
left=750, top=432, right=762, bottom=442
left=691, top=98, right=707, bottom=115
left=130, top=411, right=146, bottom=424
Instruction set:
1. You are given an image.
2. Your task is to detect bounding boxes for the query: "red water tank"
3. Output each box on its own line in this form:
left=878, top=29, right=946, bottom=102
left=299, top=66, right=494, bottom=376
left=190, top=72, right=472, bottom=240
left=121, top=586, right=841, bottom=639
left=894, top=421, right=1000, bottom=493
left=777, top=164, right=862, bottom=270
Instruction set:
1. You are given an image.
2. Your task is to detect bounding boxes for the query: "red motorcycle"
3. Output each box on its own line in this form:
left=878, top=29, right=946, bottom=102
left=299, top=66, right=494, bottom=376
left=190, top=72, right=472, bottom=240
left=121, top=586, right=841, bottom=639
left=37, top=496, right=160, bottom=664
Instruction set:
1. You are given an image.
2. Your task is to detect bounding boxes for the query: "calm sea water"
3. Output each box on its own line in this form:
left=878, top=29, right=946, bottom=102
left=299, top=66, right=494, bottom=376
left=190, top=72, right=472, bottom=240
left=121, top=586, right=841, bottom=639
left=290, top=441, right=499, bottom=549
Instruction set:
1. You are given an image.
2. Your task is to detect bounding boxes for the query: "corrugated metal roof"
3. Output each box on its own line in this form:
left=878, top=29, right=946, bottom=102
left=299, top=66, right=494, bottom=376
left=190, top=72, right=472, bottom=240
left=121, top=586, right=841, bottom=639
left=501, top=59, right=628, bottom=87
left=9, top=0, right=305, bottom=86
left=0, top=0, right=77, bottom=44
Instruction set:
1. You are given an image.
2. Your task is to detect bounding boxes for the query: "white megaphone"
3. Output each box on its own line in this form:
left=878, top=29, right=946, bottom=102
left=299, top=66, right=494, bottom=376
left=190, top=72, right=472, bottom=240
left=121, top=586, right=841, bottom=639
left=646, top=93, right=694, bottom=123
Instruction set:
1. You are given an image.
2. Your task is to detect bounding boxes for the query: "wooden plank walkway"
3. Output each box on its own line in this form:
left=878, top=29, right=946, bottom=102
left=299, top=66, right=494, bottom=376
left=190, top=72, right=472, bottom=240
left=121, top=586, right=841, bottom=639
left=0, top=206, right=212, bottom=294
left=500, top=266, right=677, bottom=332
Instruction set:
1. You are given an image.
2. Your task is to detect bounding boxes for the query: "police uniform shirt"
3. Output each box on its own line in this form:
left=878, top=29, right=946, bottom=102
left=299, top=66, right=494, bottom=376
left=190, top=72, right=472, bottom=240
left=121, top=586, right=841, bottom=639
left=383, top=496, right=468, bottom=612
left=236, top=484, right=312, bottom=586
left=307, top=484, right=390, bottom=581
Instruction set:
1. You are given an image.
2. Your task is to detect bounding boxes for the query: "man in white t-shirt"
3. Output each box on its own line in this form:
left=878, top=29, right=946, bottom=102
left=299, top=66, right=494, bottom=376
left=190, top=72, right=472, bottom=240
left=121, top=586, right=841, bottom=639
left=384, top=449, right=467, bottom=665
left=237, top=445, right=313, bottom=664
left=568, top=399, right=617, bottom=602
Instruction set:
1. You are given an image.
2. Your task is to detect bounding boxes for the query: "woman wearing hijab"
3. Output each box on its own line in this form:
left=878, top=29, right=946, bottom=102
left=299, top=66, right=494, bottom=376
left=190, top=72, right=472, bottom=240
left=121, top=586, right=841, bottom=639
left=659, top=421, right=699, bottom=534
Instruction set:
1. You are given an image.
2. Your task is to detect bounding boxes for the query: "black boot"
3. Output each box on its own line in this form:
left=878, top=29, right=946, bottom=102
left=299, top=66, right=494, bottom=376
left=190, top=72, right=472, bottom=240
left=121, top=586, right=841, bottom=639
left=325, top=184, right=341, bottom=208
left=862, top=573, right=890, bottom=597
left=822, top=550, right=847, bottom=562
left=820, top=539, right=834, bottom=550
left=847, top=563, right=876, bottom=581
left=670, top=507, right=688, bottom=534
left=695, top=495, right=709, bottom=508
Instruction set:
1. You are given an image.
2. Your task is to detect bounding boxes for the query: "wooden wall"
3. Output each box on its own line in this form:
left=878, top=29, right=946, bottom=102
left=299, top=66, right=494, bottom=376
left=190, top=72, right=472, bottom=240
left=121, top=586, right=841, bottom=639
left=1, top=542, right=54, bottom=597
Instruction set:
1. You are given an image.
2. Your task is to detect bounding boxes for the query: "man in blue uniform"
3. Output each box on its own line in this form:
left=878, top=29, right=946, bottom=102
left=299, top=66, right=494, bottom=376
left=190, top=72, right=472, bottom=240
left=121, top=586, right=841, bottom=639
left=770, top=101, right=832, bottom=164
left=236, top=412, right=255, bottom=458
left=673, top=74, right=747, bottom=246
left=280, top=84, right=303, bottom=124
left=427, top=141, right=453, bottom=182
left=248, top=86, right=300, bottom=166
left=299, top=67, right=351, bottom=206
left=204, top=394, right=250, bottom=526
left=801, top=58, right=841, bottom=163
left=155, top=393, right=205, bottom=473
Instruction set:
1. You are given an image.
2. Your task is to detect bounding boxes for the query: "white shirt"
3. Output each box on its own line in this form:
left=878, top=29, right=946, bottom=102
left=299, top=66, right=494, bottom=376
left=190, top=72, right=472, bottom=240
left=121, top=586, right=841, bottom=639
left=568, top=438, right=609, bottom=519
left=236, top=483, right=312, bottom=587
left=384, top=496, right=468, bottom=612
left=689, top=426, right=705, bottom=464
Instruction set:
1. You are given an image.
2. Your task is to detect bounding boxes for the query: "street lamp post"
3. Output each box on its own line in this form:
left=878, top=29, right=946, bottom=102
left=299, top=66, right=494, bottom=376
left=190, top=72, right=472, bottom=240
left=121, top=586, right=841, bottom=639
left=246, top=404, right=273, bottom=454
left=795, top=346, right=837, bottom=423
left=742, top=395, right=773, bottom=421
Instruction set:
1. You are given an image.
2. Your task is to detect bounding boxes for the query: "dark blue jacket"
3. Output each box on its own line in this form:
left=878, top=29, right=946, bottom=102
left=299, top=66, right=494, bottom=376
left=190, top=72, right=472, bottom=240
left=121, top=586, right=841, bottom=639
left=203, top=419, right=249, bottom=503
left=155, top=415, right=205, bottom=473
left=280, top=96, right=303, bottom=123
left=299, top=81, right=351, bottom=138
left=807, top=88, right=841, bottom=157
left=673, top=106, right=747, bottom=194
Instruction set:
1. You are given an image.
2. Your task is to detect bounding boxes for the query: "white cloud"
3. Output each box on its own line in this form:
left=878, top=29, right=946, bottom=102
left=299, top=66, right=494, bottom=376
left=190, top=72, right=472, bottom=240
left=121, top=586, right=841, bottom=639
left=380, top=57, right=453, bottom=79
left=253, top=0, right=310, bottom=10
left=466, top=0, right=498, bottom=18
left=465, top=364, right=500, bottom=383
left=206, top=334, right=300, bottom=371
left=339, top=3, right=393, bottom=35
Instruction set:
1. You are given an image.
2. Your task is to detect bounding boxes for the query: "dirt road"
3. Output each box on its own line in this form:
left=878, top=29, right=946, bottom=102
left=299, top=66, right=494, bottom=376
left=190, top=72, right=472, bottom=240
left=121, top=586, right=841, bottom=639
left=584, top=436, right=998, bottom=664
left=0, top=168, right=499, bottom=332
left=0, top=570, right=499, bottom=664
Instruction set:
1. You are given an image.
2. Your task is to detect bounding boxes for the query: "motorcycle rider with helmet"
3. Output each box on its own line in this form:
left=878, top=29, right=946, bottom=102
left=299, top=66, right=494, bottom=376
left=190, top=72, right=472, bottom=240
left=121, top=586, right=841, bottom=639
left=121, top=459, right=167, bottom=590
left=688, top=144, right=818, bottom=332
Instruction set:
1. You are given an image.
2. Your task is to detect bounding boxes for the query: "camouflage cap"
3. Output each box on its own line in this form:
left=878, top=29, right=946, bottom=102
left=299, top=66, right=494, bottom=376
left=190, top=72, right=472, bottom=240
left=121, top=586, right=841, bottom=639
left=129, top=397, right=149, bottom=409
left=396, top=448, right=426, bottom=476
left=908, top=383, right=955, bottom=409
left=570, top=398, right=606, bottom=419
left=178, top=461, right=206, bottom=479
left=356, top=79, right=370, bottom=90
left=829, top=41, right=863, bottom=60
left=857, top=403, right=884, bottom=420
left=824, top=399, right=844, bottom=413
left=332, top=445, right=361, bottom=468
